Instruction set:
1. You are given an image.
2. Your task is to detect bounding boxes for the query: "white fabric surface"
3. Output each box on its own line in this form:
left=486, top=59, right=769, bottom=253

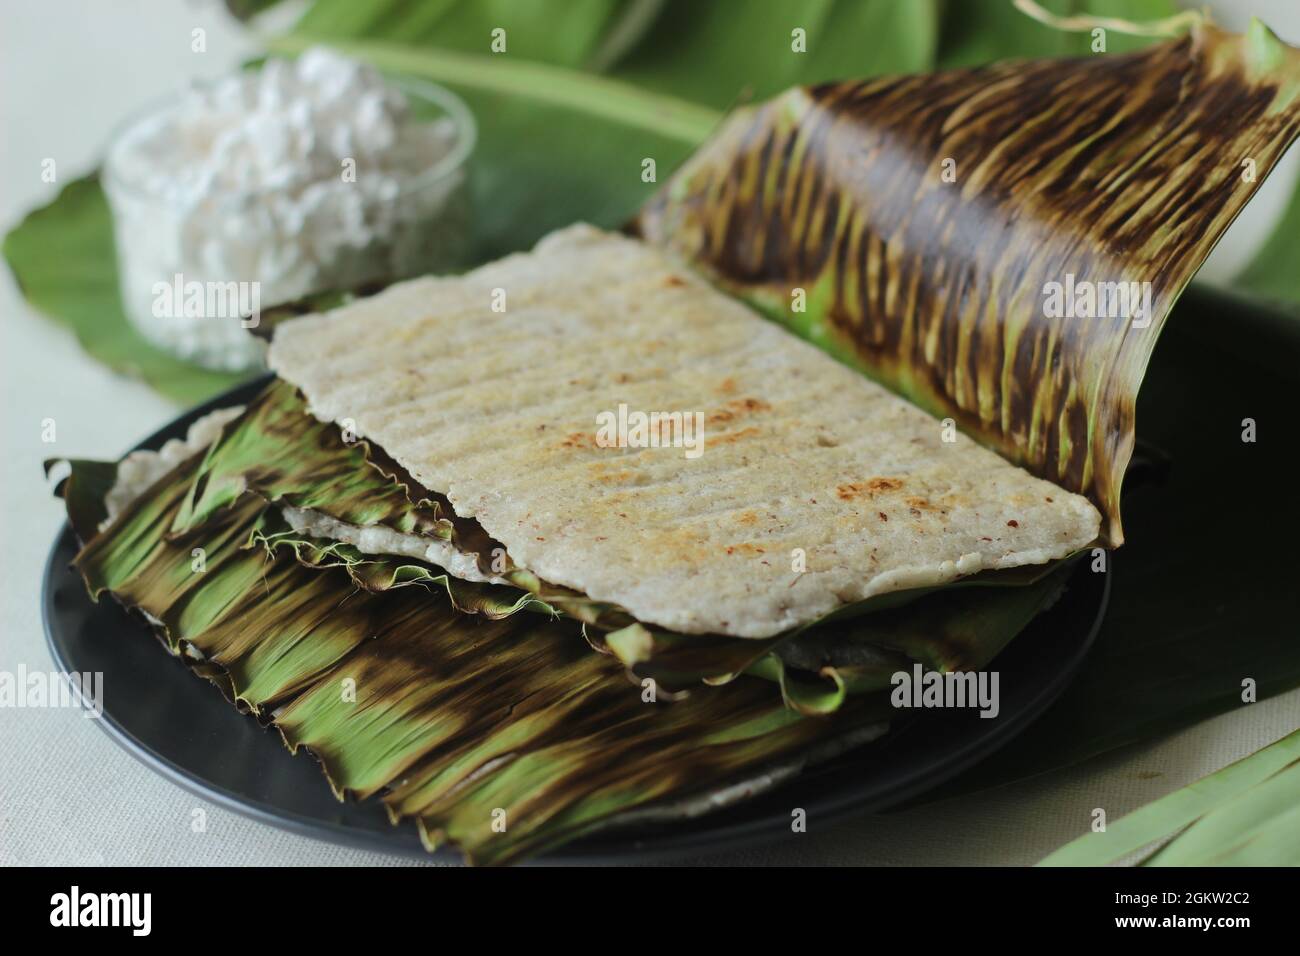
left=2, top=0, right=1297, bottom=867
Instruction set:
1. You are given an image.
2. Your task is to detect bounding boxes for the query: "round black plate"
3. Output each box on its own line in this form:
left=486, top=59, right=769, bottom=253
left=43, top=374, right=1109, bottom=863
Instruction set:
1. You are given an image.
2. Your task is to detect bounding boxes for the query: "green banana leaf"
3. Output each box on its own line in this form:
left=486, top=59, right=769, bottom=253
left=611, top=0, right=941, bottom=108
left=282, top=0, right=1182, bottom=101
left=223, top=0, right=283, bottom=22
left=1039, top=728, right=1300, bottom=866
left=291, top=0, right=648, bottom=71
left=1235, top=170, right=1300, bottom=306
left=2, top=176, right=251, bottom=405
left=59, top=451, right=891, bottom=865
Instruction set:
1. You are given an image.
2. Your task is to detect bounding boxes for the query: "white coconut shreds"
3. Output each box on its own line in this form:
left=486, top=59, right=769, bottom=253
left=104, top=47, right=463, bottom=370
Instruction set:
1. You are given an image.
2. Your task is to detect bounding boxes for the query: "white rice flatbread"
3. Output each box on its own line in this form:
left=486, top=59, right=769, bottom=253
left=269, top=224, right=1100, bottom=638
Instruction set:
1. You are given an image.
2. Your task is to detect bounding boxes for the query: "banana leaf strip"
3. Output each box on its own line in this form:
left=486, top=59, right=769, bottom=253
left=57, top=456, right=890, bottom=865
left=43, top=457, right=119, bottom=541
left=251, top=522, right=547, bottom=621
left=172, top=379, right=449, bottom=538
left=1039, top=728, right=1300, bottom=866
left=252, top=515, right=1064, bottom=716
left=595, top=559, right=1069, bottom=713
left=780, top=562, right=1073, bottom=679
left=637, top=21, right=1300, bottom=546
left=174, top=380, right=633, bottom=627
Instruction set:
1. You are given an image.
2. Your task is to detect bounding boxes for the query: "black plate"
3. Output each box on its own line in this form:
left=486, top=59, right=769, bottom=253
left=43, top=375, right=1109, bottom=864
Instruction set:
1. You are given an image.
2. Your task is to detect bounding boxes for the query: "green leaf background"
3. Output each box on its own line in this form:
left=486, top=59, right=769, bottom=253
left=1, top=175, right=247, bottom=405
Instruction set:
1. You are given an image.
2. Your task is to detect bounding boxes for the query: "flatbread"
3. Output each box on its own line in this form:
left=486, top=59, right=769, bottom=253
left=269, top=225, right=1100, bottom=637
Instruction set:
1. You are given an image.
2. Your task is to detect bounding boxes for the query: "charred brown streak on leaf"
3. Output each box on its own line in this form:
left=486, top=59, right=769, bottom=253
left=639, top=25, right=1300, bottom=545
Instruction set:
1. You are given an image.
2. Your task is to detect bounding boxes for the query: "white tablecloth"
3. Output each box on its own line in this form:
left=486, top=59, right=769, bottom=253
left=3, top=0, right=1297, bottom=867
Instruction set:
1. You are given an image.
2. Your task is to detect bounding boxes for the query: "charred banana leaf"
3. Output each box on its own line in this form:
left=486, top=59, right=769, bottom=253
left=638, top=21, right=1300, bottom=545
left=58, top=455, right=888, bottom=864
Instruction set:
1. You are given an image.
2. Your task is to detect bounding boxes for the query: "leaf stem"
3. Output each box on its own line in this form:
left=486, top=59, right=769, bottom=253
left=1012, top=0, right=1203, bottom=38
left=265, top=33, right=724, bottom=145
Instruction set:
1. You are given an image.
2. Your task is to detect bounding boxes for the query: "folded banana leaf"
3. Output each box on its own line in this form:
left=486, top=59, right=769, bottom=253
left=172, top=380, right=630, bottom=628
left=637, top=20, right=1300, bottom=546
left=161, top=380, right=1074, bottom=713
left=56, top=450, right=897, bottom=864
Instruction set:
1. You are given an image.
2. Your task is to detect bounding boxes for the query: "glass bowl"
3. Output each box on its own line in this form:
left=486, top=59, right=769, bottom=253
left=103, top=72, right=476, bottom=372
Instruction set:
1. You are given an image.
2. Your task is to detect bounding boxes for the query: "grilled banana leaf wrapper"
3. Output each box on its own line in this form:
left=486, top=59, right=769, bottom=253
left=163, top=379, right=1075, bottom=713
left=53, top=447, right=903, bottom=864
left=637, top=21, right=1300, bottom=546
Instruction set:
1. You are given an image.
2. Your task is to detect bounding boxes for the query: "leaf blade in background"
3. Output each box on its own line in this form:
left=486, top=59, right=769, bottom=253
left=291, top=0, right=636, bottom=69
left=1038, top=728, right=1300, bottom=866
left=613, top=0, right=941, bottom=108
left=1145, top=762, right=1300, bottom=866
left=224, top=0, right=285, bottom=22
left=1, top=175, right=250, bottom=406
left=1234, top=165, right=1300, bottom=306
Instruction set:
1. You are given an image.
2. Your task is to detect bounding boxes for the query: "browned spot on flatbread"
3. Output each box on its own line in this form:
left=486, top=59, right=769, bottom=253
left=707, top=396, right=772, bottom=424
left=707, top=426, right=761, bottom=447
left=561, top=432, right=602, bottom=450
left=836, top=476, right=905, bottom=501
